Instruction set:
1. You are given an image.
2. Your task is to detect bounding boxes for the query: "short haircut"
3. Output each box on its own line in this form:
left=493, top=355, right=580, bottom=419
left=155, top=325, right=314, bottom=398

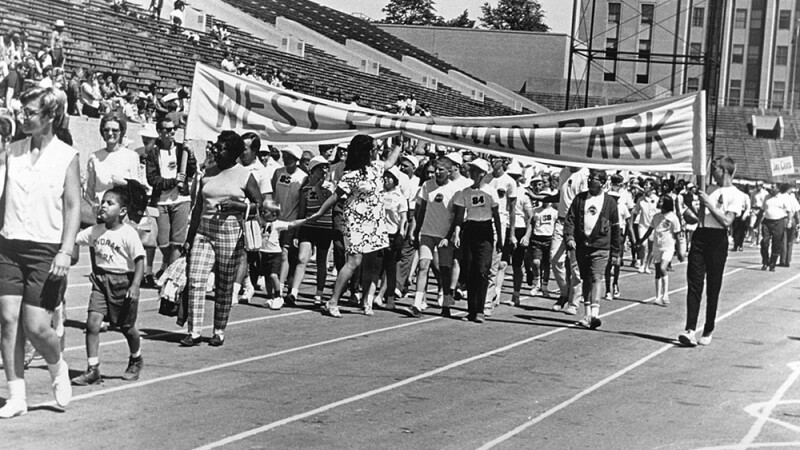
left=659, top=194, right=674, bottom=212
left=99, top=110, right=127, bottom=139
left=610, top=173, right=624, bottom=185
left=713, top=156, right=736, bottom=176
left=589, top=169, right=607, bottom=184
left=780, top=183, right=791, bottom=194
left=241, top=131, right=261, bottom=153
left=156, top=117, right=174, bottom=131
left=217, top=130, right=245, bottom=159
left=20, top=86, right=66, bottom=127
left=105, top=186, right=130, bottom=208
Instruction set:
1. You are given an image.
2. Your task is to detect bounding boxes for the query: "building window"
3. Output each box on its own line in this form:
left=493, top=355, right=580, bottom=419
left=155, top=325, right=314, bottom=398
left=641, top=4, right=654, bottom=24
left=773, top=81, right=786, bottom=107
left=747, top=45, right=760, bottom=64
left=779, top=10, right=792, bottom=29
left=734, top=9, right=747, bottom=28
left=776, top=46, right=789, bottom=65
left=608, top=2, right=621, bottom=24
left=637, top=74, right=649, bottom=84
left=606, top=38, right=618, bottom=59
left=751, top=9, right=763, bottom=29
left=639, top=39, right=651, bottom=60
left=687, top=77, right=700, bottom=92
left=692, top=7, right=705, bottom=27
left=732, top=44, right=744, bottom=64
left=690, top=43, right=702, bottom=62
left=744, top=80, right=760, bottom=105
left=604, top=72, right=617, bottom=81
left=729, top=80, right=742, bottom=103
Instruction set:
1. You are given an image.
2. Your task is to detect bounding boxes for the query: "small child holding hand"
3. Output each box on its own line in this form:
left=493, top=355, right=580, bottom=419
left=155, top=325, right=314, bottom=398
left=636, top=195, right=684, bottom=306
left=259, top=200, right=306, bottom=310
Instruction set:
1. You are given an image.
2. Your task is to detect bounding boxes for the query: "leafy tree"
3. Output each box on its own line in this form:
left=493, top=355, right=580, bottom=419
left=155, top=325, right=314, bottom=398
left=381, top=0, right=443, bottom=25
left=480, top=0, right=550, bottom=32
left=442, top=9, right=476, bottom=28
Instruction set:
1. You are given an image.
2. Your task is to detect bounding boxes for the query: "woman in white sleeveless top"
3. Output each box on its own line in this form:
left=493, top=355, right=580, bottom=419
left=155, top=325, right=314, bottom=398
left=0, top=87, right=79, bottom=418
left=85, top=110, right=140, bottom=204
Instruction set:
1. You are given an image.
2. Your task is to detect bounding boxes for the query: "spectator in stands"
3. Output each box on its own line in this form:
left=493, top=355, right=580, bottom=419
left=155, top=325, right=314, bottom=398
left=145, top=118, right=197, bottom=276
left=5, top=31, right=27, bottom=64
left=65, top=68, right=81, bottom=115
left=50, top=20, right=66, bottom=69
left=221, top=52, right=236, bottom=72
left=149, top=0, right=164, bottom=19
left=146, top=82, right=169, bottom=118
left=80, top=70, right=102, bottom=118
left=100, top=72, right=116, bottom=100
left=182, top=131, right=263, bottom=347
left=170, top=1, right=186, bottom=34
left=162, top=92, right=185, bottom=128
left=0, top=88, right=78, bottom=418
left=37, top=50, right=52, bottom=73
left=0, top=60, right=27, bottom=110
left=120, top=92, right=139, bottom=123
left=112, top=0, right=130, bottom=15
left=38, top=67, right=54, bottom=89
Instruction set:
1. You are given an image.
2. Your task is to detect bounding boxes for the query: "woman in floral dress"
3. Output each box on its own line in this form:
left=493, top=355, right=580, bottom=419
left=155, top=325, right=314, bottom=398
left=311, top=134, right=401, bottom=318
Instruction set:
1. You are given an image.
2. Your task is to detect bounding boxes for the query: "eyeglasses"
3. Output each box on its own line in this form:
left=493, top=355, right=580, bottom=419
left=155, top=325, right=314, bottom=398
left=18, top=108, right=42, bottom=119
left=159, top=127, right=176, bottom=133
left=102, top=127, right=121, bottom=134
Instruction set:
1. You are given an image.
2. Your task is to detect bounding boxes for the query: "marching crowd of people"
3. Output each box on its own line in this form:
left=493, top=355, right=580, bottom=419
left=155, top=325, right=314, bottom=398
left=0, top=83, right=793, bottom=419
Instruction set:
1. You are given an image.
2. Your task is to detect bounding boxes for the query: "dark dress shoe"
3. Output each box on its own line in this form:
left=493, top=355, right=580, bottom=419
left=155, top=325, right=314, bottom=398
left=180, top=335, right=203, bottom=347
left=209, top=334, right=225, bottom=347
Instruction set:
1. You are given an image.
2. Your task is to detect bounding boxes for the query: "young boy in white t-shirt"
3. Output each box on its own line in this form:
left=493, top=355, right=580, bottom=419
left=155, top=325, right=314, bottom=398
left=259, top=200, right=306, bottom=310
left=71, top=187, right=145, bottom=386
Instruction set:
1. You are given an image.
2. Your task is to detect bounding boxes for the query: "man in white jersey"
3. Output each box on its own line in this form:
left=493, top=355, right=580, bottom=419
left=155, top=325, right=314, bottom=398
left=411, top=157, right=460, bottom=318
left=678, top=156, right=744, bottom=347
left=271, top=145, right=308, bottom=303
left=482, top=157, right=517, bottom=315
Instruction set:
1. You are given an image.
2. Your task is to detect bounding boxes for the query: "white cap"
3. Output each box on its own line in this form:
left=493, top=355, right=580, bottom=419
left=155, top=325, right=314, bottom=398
left=54, top=20, right=65, bottom=28
left=506, top=161, right=523, bottom=176
left=443, top=151, right=463, bottom=166
left=400, top=154, right=419, bottom=170
left=162, top=92, right=179, bottom=103
left=282, top=144, right=303, bottom=160
left=386, top=166, right=407, bottom=184
left=138, top=124, right=158, bottom=139
left=307, top=155, right=329, bottom=172
left=468, top=159, right=490, bottom=174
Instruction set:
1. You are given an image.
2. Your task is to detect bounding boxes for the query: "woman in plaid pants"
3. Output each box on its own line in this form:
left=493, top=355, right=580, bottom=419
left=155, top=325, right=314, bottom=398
left=181, top=131, right=263, bottom=347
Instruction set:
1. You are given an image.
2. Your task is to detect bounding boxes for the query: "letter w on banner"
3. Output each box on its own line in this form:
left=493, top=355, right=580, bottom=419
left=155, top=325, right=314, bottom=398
left=186, top=63, right=706, bottom=175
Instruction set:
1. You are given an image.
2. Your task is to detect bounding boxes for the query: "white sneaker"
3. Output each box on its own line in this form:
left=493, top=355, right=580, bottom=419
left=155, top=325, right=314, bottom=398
left=313, top=296, right=323, bottom=306
left=0, top=398, right=27, bottom=419
left=654, top=296, right=665, bottom=306
left=239, top=284, right=255, bottom=303
left=419, top=301, right=428, bottom=311
left=678, top=330, right=697, bottom=347
left=266, top=297, right=284, bottom=310
left=698, top=334, right=712, bottom=346
left=604, top=292, right=613, bottom=300
left=437, top=292, right=444, bottom=307
left=638, top=265, right=645, bottom=274
left=374, top=296, right=385, bottom=307
left=645, top=267, right=652, bottom=274
left=564, top=305, right=578, bottom=315
left=51, top=361, right=72, bottom=408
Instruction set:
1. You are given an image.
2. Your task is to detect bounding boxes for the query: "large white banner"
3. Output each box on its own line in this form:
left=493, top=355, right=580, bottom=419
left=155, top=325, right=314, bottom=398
left=186, top=63, right=706, bottom=174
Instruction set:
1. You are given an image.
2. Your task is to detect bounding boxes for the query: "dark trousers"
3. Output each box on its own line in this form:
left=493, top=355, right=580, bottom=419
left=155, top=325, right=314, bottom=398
left=382, top=233, right=402, bottom=298
left=395, top=238, right=416, bottom=295
left=781, top=224, right=796, bottom=266
left=685, top=228, right=728, bottom=335
left=731, top=216, right=747, bottom=249
left=247, top=251, right=261, bottom=286
left=760, top=218, right=786, bottom=267
left=462, top=221, right=494, bottom=318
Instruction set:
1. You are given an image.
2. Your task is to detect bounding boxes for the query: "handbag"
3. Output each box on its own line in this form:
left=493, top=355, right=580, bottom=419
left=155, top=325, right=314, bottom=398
left=242, top=200, right=262, bottom=252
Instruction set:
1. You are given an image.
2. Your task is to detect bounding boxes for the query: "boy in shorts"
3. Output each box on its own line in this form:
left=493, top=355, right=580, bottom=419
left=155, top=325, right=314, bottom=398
left=260, top=200, right=306, bottom=310
left=71, top=187, right=145, bottom=385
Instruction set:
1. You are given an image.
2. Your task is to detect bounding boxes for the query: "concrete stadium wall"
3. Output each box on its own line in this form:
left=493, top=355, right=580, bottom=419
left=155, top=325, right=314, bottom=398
left=376, top=25, right=569, bottom=94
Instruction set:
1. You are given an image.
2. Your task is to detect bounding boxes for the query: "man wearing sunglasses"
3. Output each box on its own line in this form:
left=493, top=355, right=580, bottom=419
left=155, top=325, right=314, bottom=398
left=144, top=118, right=197, bottom=277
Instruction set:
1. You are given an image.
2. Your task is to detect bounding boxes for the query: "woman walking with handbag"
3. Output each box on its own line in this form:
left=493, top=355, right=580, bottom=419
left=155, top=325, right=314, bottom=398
left=181, top=131, right=262, bottom=347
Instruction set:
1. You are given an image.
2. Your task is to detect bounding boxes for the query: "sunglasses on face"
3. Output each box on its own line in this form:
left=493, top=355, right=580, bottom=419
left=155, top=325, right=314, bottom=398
left=160, top=127, right=176, bottom=133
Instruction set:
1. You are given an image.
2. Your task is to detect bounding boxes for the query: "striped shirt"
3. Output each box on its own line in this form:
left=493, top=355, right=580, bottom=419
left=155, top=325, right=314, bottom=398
left=302, top=182, right=334, bottom=228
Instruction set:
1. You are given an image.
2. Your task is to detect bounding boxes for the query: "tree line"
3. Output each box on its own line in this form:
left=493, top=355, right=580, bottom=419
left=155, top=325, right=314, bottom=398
left=379, top=0, right=550, bottom=32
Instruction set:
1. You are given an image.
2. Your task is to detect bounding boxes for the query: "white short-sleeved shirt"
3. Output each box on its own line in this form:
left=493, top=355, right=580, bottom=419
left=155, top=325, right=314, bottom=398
left=635, top=193, right=659, bottom=227
left=454, top=185, right=501, bottom=222
left=484, top=172, right=517, bottom=225
left=400, top=174, right=421, bottom=208
left=557, top=167, right=589, bottom=219
left=273, top=167, right=307, bottom=221
left=763, top=193, right=793, bottom=220
left=383, top=189, right=408, bottom=235
left=651, top=211, right=681, bottom=251
left=513, top=190, right=532, bottom=229
left=702, top=185, right=745, bottom=229
left=532, top=205, right=557, bottom=236
left=88, top=147, right=141, bottom=202
left=76, top=223, right=145, bottom=274
left=417, top=179, right=460, bottom=238
left=260, top=220, right=289, bottom=254
left=243, top=160, right=273, bottom=197
left=2, top=137, right=78, bottom=244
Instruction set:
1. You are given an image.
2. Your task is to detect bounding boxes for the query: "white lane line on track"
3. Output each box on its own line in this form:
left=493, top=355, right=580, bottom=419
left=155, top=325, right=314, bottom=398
left=192, top=266, right=749, bottom=449
left=477, top=269, right=800, bottom=450
left=63, top=310, right=312, bottom=352
left=38, top=317, right=441, bottom=407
